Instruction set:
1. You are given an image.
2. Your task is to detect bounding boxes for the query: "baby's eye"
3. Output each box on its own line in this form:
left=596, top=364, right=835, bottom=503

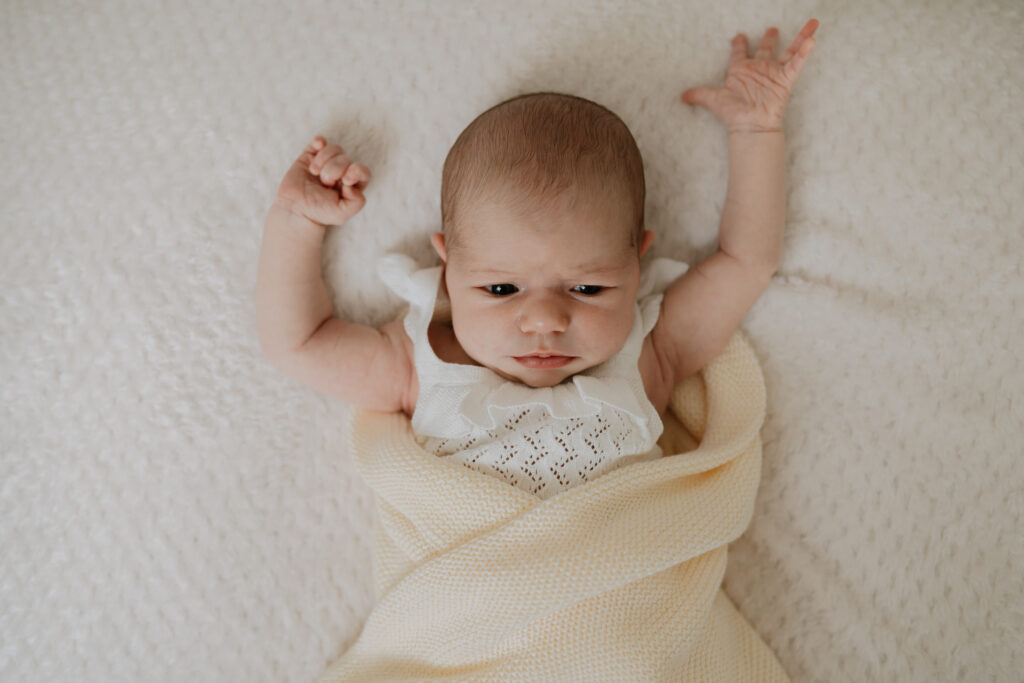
left=483, top=284, right=518, bottom=296
left=571, top=285, right=604, bottom=296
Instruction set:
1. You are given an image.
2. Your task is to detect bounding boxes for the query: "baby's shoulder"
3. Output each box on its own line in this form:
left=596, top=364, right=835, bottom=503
left=376, top=318, right=418, bottom=418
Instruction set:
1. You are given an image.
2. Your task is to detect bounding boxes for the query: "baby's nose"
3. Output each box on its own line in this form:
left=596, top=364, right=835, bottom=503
left=517, top=292, right=569, bottom=334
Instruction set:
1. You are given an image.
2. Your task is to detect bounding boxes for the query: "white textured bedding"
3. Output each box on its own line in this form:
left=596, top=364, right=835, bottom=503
left=2, top=1, right=1021, bottom=681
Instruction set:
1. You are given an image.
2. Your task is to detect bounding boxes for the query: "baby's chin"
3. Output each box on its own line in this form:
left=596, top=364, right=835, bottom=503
left=491, top=360, right=595, bottom=388
left=517, top=373, right=574, bottom=388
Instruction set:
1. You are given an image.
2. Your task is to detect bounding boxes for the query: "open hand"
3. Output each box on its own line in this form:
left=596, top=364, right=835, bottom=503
left=682, top=19, right=819, bottom=133
left=274, top=136, right=371, bottom=227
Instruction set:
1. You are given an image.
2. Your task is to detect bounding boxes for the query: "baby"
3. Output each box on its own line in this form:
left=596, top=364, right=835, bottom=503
left=257, top=20, right=818, bottom=499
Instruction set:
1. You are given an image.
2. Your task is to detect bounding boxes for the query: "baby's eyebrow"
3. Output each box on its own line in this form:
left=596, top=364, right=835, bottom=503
left=467, top=263, right=626, bottom=277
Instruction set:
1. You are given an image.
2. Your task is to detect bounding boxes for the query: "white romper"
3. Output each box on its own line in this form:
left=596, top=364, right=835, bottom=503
left=377, top=253, right=689, bottom=500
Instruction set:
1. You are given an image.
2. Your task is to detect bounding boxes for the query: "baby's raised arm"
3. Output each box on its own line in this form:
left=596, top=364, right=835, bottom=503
left=649, top=20, right=818, bottom=384
left=257, top=136, right=415, bottom=413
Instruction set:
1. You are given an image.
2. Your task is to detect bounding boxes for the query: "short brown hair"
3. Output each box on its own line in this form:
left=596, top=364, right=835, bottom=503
left=440, top=92, right=645, bottom=253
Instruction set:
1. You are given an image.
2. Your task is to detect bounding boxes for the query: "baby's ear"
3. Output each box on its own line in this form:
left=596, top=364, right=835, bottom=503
left=639, top=230, right=655, bottom=257
left=430, top=232, right=447, bottom=263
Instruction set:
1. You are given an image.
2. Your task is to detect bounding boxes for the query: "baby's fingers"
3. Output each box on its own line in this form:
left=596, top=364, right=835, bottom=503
left=310, top=149, right=371, bottom=190
left=754, top=27, right=779, bottom=61
left=782, top=34, right=816, bottom=82
left=304, top=173, right=367, bottom=225
left=681, top=86, right=721, bottom=110
left=340, top=162, right=371, bottom=190
left=339, top=180, right=367, bottom=209
left=316, top=154, right=355, bottom=186
left=780, top=19, right=819, bottom=67
left=308, top=141, right=350, bottom=176
left=729, top=33, right=749, bottom=66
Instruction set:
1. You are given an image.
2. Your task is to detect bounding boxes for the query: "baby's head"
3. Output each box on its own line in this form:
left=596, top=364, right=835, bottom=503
left=432, top=92, right=655, bottom=387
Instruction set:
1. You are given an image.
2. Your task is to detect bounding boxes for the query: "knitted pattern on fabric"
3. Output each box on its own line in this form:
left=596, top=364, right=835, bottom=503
left=318, top=329, right=788, bottom=682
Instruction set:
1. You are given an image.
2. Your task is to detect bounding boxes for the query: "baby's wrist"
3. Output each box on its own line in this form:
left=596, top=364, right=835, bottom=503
left=269, top=200, right=327, bottom=240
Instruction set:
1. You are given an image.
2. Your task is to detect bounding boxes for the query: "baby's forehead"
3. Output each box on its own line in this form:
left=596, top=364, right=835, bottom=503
left=466, top=181, right=631, bottom=224
left=453, top=210, right=636, bottom=268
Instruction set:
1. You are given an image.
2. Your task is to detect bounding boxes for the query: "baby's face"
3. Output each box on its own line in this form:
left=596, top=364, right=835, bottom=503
left=434, top=190, right=652, bottom=388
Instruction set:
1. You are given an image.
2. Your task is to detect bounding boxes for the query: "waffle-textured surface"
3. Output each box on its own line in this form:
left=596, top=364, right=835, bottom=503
left=2, top=1, right=1021, bottom=681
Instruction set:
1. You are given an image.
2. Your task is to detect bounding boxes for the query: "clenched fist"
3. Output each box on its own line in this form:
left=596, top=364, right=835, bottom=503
left=273, top=135, right=371, bottom=228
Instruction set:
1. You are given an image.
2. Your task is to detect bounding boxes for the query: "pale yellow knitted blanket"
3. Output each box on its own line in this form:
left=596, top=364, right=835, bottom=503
left=319, top=331, right=788, bottom=682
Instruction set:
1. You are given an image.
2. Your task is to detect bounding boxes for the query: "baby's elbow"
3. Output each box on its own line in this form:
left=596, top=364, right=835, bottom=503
left=749, top=260, right=778, bottom=288
left=258, top=331, right=302, bottom=372
left=259, top=341, right=289, bottom=373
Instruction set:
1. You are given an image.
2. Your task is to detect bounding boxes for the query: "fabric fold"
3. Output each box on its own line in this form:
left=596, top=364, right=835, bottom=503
left=319, top=328, right=789, bottom=682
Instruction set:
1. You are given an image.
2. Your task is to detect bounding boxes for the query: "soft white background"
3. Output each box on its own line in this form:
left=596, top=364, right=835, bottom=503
left=2, top=0, right=1021, bottom=681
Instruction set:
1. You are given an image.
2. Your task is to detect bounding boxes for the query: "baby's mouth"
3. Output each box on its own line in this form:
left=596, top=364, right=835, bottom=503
left=513, top=354, right=576, bottom=369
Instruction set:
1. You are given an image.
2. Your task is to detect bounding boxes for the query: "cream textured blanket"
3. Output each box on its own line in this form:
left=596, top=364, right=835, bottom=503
left=319, top=331, right=788, bottom=682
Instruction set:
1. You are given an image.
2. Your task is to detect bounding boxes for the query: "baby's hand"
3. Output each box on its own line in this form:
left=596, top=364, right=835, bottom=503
left=682, top=19, right=819, bottom=133
left=273, top=135, right=371, bottom=227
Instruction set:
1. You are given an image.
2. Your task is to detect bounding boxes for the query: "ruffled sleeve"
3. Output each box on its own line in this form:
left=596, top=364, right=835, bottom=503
left=377, top=253, right=439, bottom=312
left=637, top=257, right=689, bottom=336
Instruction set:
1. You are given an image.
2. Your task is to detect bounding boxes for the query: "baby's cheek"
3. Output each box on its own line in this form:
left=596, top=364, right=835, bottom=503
left=580, top=309, right=626, bottom=354
left=454, top=305, right=499, bottom=353
left=606, top=303, right=637, bottom=350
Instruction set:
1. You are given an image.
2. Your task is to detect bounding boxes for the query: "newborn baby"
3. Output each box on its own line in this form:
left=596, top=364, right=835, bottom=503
left=257, top=20, right=818, bottom=499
